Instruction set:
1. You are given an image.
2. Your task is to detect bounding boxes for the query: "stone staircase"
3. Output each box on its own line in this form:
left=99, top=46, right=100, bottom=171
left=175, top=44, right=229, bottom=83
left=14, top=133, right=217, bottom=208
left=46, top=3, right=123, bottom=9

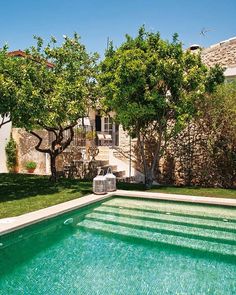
left=77, top=198, right=236, bottom=258
left=96, top=146, right=127, bottom=181
left=96, top=146, right=110, bottom=161
left=96, top=161, right=126, bottom=179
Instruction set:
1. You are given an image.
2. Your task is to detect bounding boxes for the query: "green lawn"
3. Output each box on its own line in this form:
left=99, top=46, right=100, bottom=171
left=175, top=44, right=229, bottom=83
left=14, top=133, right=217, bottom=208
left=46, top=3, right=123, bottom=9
left=0, top=173, right=235, bottom=219
left=0, top=173, right=92, bottom=219
left=117, top=182, right=236, bottom=198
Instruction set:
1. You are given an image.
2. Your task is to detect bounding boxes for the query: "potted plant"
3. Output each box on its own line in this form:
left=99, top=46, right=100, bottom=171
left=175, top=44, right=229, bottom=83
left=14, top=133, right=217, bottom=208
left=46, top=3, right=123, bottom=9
left=25, top=161, right=37, bottom=173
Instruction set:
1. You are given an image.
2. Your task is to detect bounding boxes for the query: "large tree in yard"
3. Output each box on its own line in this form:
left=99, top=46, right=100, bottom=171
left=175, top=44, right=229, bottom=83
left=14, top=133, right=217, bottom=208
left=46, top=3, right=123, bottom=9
left=0, top=46, right=23, bottom=128
left=14, top=34, right=98, bottom=181
left=99, top=27, right=224, bottom=187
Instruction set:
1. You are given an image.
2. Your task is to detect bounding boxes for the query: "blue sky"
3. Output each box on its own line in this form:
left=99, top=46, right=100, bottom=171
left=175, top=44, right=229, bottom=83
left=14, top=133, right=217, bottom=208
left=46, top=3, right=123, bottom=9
left=0, top=0, right=235, bottom=57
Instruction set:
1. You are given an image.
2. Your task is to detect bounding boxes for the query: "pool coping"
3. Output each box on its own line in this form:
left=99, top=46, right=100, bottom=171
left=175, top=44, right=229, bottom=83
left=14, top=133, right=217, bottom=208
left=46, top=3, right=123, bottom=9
left=0, top=189, right=236, bottom=235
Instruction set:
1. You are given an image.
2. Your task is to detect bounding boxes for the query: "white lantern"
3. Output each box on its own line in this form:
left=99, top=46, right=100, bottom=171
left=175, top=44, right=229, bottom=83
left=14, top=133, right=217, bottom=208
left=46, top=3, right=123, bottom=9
left=93, top=169, right=107, bottom=194
left=105, top=167, right=116, bottom=192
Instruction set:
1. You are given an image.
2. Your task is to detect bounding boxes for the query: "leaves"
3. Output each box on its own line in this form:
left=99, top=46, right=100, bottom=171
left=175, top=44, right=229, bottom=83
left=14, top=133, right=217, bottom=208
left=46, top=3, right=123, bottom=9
left=99, top=26, right=224, bottom=185
left=11, top=34, right=99, bottom=130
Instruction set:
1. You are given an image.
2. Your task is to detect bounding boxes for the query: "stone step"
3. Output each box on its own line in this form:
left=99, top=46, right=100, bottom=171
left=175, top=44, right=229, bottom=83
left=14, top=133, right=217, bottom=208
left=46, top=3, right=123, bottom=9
left=113, top=171, right=126, bottom=177
left=94, top=160, right=109, bottom=166
left=77, top=219, right=236, bottom=258
left=116, top=176, right=135, bottom=183
left=100, top=165, right=118, bottom=173
left=96, top=155, right=109, bottom=161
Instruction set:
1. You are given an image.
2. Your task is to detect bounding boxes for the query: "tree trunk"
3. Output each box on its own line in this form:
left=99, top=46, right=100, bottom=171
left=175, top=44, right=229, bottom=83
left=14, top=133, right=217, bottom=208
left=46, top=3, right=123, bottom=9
left=30, top=125, right=75, bottom=182
left=50, top=153, right=57, bottom=182
left=139, top=130, right=162, bottom=189
left=144, top=168, right=154, bottom=189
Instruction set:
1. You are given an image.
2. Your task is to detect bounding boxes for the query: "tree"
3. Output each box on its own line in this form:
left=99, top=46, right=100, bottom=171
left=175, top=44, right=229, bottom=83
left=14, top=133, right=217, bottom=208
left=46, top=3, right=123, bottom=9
left=99, top=27, right=224, bottom=187
left=0, top=46, right=23, bottom=128
left=13, top=34, right=99, bottom=181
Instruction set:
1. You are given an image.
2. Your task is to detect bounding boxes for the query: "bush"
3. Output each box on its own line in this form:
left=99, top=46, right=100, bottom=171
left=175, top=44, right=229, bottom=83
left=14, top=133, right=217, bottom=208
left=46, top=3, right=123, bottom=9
left=5, top=134, right=17, bottom=172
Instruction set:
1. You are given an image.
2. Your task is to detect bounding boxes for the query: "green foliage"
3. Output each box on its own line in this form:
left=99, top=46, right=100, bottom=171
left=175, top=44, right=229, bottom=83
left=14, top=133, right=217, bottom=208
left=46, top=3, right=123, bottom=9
left=100, top=28, right=223, bottom=135
left=99, top=27, right=224, bottom=186
left=205, top=64, right=225, bottom=93
left=6, top=33, right=99, bottom=180
left=25, top=161, right=37, bottom=170
left=86, top=130, right=96, bottom=140
left=0, top=46, right=24, bottom=127
left=13, top=34, right=99, bottom=130
left=5, top=134, right=17, bottom=171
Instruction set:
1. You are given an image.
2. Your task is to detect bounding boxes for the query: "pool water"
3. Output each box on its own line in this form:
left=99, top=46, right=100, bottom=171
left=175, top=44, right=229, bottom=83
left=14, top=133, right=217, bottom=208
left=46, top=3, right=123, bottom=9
left=0, top=197, right=236, bottom=294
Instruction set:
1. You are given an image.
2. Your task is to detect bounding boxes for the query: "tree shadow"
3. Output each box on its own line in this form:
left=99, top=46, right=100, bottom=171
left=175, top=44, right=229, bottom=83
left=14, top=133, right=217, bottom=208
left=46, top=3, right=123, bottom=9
left=0, top=173, right=92, bottom=203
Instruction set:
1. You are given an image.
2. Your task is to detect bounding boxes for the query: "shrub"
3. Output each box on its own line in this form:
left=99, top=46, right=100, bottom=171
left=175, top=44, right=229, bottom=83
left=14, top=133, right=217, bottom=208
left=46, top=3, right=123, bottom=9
left=5, top=134, right=17, bottom=172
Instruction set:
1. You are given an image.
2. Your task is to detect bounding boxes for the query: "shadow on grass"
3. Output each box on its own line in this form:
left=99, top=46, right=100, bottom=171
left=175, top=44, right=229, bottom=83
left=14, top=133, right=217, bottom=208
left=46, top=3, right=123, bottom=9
left=0, top=173, right=92, bottom=203
left=117, top=182, right=201, bottom=191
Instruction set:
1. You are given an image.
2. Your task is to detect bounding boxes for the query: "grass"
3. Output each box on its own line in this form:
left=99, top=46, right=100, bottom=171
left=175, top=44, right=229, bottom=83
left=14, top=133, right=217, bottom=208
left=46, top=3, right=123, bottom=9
left=0, top=173, right=235, bottom=218
left=0, top=173, right=92, bottom=219
left=117, top=182, right=236, bottom=198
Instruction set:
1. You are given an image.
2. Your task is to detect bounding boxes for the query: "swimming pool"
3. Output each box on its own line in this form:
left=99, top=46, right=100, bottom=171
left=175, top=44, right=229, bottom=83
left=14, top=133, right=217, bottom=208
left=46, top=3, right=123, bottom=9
left=0, top=197, right=236, bottom=294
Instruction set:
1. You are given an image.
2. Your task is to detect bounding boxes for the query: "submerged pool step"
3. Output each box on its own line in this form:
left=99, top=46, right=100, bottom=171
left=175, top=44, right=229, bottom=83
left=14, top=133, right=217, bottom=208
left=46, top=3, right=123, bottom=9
left=77, top=219, right=236, bottom=258
left=103, top=198, right=236, bottom=222
left=94, top=206, right=236, bottom=233
left=84, top=212, right=236, bottom=245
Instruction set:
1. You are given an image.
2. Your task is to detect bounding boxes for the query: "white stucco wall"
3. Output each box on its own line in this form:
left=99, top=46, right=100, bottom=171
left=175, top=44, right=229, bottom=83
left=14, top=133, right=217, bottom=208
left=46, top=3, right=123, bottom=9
left=0, top=118, right=12, bottom=172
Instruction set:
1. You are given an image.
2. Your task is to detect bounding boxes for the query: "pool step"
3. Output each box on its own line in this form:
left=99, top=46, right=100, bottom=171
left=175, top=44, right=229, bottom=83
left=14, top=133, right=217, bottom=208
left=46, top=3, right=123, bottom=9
left=84, top=212, right=236, bottom=245
left=103, top=198, right=236, bottom=222
left=94, top=206, right=236, bottom=233
left=77, top=219, right=236, bottom=258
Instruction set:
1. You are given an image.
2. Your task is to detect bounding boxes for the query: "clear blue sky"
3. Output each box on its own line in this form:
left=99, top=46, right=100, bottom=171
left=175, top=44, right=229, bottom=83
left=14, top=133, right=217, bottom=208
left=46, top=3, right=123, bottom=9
left=0, top=0, right=235, bottom=57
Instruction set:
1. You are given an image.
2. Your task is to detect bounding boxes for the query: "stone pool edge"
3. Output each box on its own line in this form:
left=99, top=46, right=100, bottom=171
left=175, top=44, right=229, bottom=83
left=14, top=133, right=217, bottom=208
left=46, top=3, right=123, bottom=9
left=1, top=190, right=236, bottom=235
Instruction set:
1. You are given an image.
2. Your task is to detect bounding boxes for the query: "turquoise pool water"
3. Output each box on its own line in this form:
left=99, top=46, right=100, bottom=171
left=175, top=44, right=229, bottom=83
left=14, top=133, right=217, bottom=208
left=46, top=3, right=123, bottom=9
left=0, top=197, right=236, bottom=294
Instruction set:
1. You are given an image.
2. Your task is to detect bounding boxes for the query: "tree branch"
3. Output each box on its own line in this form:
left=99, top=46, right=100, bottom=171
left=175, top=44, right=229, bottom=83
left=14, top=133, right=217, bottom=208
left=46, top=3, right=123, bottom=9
left=61, top=126, right=74, bottom=151
left=0, top=114, right=11, bottom=128
left=30, top=130, right=51, bottom=154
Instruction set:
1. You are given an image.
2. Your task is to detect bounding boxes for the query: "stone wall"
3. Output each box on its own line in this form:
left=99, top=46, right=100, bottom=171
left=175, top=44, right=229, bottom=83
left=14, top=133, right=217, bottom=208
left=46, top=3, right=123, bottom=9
left=12, top=128, right=49, bottom=174
left=160, top=119, right=236, bottom=188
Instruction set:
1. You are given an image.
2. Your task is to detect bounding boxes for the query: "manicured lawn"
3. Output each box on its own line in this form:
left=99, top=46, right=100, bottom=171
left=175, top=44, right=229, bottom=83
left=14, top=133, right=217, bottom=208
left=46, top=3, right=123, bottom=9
left=0, top=173, right=92, bottom=218
left=0, top=174, right=235, bottom=218
left=117, top=182, right=236, bottom=198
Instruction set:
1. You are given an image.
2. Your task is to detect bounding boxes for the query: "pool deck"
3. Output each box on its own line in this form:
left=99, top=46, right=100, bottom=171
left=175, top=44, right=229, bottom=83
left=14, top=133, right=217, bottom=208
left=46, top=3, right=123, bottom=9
left=0, top=190, right=236, bottom=235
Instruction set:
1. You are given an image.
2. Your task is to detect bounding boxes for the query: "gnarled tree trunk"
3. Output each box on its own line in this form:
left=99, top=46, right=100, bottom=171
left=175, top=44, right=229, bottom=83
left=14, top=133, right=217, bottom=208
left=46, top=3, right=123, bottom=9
left=30, top=124, right=75, bottom=181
